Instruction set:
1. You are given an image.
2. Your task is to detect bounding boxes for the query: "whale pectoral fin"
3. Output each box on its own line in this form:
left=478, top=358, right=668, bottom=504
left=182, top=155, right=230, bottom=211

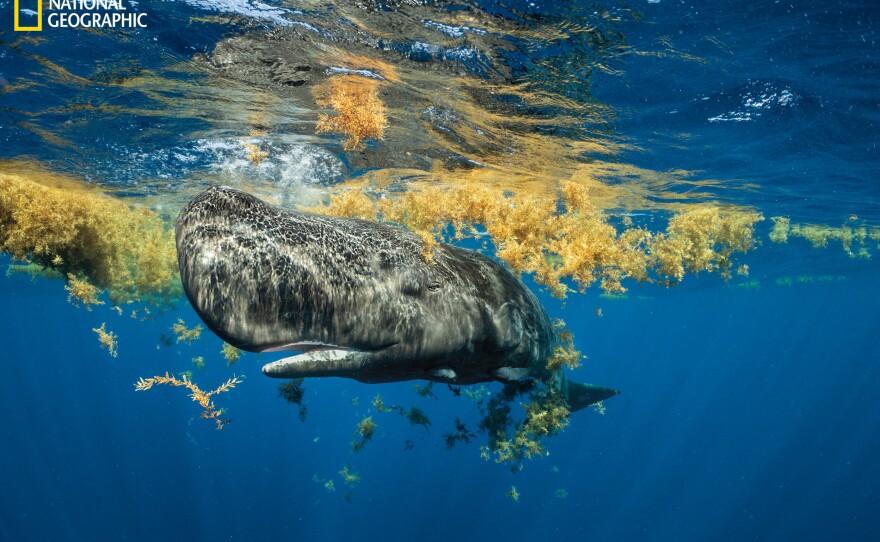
left=493, top=366, right=530, bottom=381
left=490, top=303, right=523, bottom=351
left=556, top=371, right=620, bottom=412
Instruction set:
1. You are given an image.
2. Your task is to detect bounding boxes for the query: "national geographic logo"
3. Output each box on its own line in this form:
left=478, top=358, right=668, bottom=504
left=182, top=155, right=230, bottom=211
left=14, top=0, right=42, bottom=31
left=14, top=0, right=148, bottom=31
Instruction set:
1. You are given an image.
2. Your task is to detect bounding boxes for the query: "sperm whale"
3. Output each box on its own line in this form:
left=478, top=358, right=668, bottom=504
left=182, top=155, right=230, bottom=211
left=175, top=186, right=619, bottom=411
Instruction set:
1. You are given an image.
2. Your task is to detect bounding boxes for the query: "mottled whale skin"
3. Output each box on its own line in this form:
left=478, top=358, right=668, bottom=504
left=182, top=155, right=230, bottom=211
left=175, top=186, right=619, bottom=411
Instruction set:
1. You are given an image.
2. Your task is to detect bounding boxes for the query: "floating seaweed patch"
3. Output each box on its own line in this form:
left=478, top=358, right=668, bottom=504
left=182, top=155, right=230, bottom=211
left=372, top=394, right=393, bottom=413
left=92, top=322, right=118, bottom=358
left=413, top=381, right=436, bottom=398
left=278, top=379, right=308, bottom=422
left=222, top=343, right=242, bottom=366
left=312, top=474, right=336, bottom=493
left=240, top=142, right=268, bottom=165
left=653, top=206, right=764, bottom=283
left=339, top=465, right=361, bottom=487
left=769, top=217, right=790, bottom=243
left=352, top=416, right=377, bottom=452
left=371, top=393, right=432, bottom=429
left=65, top=274, right=104, bottom=310
left=508, top=486, right=520, bottom=502
left=403, top=406, right=431, bottom=430
left=546, top=320, right=583, bottom=371
left=314, top=76, right=388, bottom=151
left=171, top=318, right=202, bottom=344
left=463, top=385, right=490, bottom=402
left=768, top=216, right=880, bottom=258
left=134, top=372, right=244, bottom=430
left=479, top=381, right=572, bottom=468
left=736, top=279, right=761, bottom=290
left=318, top=182, right=764, bottom=296
left=6, top=261, right=64, bottom=281
left=0, top=169, right=181, bottom=305
left=443, top=418, right=477, bottom=450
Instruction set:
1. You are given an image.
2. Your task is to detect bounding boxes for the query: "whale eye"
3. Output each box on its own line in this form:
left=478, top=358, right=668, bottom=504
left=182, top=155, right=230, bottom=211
left=401, top=276, right=421, bottom=296
left=427, top=281, right=441, bottom=292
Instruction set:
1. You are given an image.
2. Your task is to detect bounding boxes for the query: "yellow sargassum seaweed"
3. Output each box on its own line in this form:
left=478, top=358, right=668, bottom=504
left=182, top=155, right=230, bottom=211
left=315, top=76, right=388, bottom=151
left=171, top=318, right=202, bottom=344
left=65, top=273, right=104, bottom=310
left=92, top=322, right=119, bottom=358
left=135, top=372, right=244, bottom=430
left=652, top=206, right=763, bottom=282
left=318, top=182, right=763, bottom=295
left=768, top=215, right=880, bottom=259
left=0, top=171, right=180, bottom=304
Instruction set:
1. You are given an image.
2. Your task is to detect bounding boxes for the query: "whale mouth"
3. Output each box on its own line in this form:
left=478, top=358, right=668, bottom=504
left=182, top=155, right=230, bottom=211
left=260, top=341, right=355, bottom=354
left=260, top=341, right=396, bottom=378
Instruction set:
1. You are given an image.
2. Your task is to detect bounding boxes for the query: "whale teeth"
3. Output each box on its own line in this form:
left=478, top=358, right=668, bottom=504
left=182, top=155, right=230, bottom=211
left=273, top=349, right=353, bottom=364
left=493, top=367, right=530, bottom=381
left=261, top=341, right=351, bottom=353
left=431, top=367, right=457, bottom=380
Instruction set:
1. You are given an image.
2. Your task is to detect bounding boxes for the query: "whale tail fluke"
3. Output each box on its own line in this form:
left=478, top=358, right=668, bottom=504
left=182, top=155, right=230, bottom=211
left=556, top=372, right=620, bottom=412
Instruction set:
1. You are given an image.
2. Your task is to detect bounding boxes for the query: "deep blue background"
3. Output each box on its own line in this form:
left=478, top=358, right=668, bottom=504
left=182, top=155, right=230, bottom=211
left=2, top=251, right=879, bottom=541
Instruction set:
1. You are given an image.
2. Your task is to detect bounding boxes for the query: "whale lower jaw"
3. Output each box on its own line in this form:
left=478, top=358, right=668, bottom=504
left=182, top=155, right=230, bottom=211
left=261, top=340, right=401, bottom=379
left=262, top=348, right=370, bottom=378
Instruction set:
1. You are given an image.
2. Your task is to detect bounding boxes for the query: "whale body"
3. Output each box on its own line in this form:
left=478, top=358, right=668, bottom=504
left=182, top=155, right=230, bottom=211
left=175, top=186, right=619, bottom=411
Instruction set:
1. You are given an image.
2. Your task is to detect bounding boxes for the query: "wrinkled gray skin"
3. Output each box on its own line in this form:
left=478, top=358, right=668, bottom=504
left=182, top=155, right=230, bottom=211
left=176, top=186, right=619, bottom=411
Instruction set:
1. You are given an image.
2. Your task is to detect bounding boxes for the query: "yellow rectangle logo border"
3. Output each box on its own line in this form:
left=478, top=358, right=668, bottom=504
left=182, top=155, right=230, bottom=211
left=14, top=0, right=43, bottom=32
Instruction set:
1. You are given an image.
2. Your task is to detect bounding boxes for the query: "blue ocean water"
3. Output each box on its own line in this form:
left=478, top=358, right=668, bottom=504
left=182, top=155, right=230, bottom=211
left=3, top=257, right=879, bottom=541
left=2, top=1, right=880, bottom=541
